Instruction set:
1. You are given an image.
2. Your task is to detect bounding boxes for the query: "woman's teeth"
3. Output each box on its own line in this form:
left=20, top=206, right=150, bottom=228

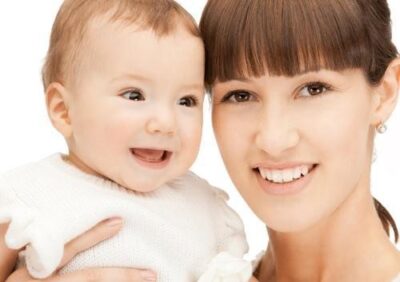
left=258, top=165, right=313, bottom=184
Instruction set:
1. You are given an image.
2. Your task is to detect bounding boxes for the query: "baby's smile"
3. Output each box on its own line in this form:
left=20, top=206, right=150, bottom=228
left=130, top=148, right=173, bottom=169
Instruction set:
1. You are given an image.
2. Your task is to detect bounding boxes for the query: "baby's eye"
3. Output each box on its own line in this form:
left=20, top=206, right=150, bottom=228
left=121, top=90, right=145, bottom=101
left=178, top=96, right=198, bottom=107
left=297, top=82, right=331, bottom=98
left=221, top=90, right=254, bottom=103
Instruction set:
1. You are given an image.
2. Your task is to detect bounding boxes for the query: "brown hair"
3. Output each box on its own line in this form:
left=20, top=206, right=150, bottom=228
left=42, top=0, right=200, bottom=89
left=200, top=0, right=398, bottom=242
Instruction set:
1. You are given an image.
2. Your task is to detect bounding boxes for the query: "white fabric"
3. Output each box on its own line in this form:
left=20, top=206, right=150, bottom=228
left=198, top=252, right=252, bottom=282
left=0, top=154, right=249, bottom=281
left=392, top=274, right=400, bottom=282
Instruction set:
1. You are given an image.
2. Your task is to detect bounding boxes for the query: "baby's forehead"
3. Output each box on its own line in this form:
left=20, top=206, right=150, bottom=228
left=42, top=0, right=201, bottom=90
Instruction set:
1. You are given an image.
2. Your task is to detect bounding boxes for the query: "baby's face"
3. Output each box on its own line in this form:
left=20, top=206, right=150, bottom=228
left=65, top=19, right=205, bottom=192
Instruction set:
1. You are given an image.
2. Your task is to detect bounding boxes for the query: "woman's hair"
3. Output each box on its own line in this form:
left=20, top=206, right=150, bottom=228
left=200, top=0, right=399, bottom=242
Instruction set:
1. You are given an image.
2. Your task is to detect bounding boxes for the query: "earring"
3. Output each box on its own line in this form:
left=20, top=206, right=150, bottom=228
left=376, top=122, right=387, bottom=134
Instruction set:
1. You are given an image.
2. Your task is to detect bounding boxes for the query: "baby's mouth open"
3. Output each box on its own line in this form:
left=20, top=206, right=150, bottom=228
left=130, top=148, right=172, bottom=163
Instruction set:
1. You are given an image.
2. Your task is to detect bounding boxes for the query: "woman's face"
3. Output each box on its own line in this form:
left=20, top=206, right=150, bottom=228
left=211, top=69, right=377, bottom=232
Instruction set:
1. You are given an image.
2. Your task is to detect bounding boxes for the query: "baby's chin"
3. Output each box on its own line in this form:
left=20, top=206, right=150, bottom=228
left=117, top=178, right=161, bottom=194
left=117, top=172, right=186, bottom=193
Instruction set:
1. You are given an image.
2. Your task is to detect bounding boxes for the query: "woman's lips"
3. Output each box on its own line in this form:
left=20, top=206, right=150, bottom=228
left=255, top=164, right=318, bottom=195
left=130, top=148, right=172, bottom=169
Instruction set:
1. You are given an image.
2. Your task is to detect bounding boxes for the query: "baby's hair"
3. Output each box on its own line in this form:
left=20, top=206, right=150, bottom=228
left=200, top=0, right=399, bottom=242
left=42, top=0, right=200, bottom=89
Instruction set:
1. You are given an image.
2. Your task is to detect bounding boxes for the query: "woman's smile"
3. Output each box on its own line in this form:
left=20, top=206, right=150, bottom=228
left=254, top=163, right=318, bottom=195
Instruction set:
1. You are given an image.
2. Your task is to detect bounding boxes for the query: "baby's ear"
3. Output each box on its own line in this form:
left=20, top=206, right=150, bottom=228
left=370, top=57, right=400, bottom=126
left=45, top=82, right=72, bottom=138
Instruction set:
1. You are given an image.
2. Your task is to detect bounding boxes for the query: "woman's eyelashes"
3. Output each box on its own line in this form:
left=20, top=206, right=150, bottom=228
left=121, top=89, right=145, bottom=101
left=218, top=81, right=333, bottom=104
left=220, top=90, right=256, bottom=103
left=296, top=81, right=333, bottom=98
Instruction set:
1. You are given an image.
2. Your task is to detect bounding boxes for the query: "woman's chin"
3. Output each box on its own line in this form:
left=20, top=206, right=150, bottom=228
left=262, top=213, right=322, bottom=234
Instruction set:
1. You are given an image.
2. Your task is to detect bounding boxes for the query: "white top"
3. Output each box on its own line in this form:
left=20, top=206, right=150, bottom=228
left=0, top=154, right=250, bottom=281
left=393, top=274, right=400, bottom=282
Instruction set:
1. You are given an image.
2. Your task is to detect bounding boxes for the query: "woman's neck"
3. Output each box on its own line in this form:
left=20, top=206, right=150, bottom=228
left=258, top=176, right=400, bottom=282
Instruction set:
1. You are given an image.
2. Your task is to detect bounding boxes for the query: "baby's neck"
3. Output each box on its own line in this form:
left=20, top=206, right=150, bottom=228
left=63, top=152, right=106, bottom=180
left=259, top=186, right=400, bottom=282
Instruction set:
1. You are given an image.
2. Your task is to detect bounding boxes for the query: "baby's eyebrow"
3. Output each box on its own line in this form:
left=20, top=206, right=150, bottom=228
left=180, top=83, right=205, bottom=92
left=110, top=74, right=152, bottom=84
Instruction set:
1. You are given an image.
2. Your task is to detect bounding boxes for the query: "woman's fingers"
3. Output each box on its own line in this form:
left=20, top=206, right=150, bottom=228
left=46, top=268, right=157, bottom=282
left=6, top=218, right=158, bottom=282
left=0, top=223, right=19, bottom=282
left=6, top=267, right=157, bottom=282
left=58, top=217, right=123, bottom=269
left=5, top=267, right=34, bottom=282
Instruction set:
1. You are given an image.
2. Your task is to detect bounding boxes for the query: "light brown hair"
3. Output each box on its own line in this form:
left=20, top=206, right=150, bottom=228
left=200, top=0, right=398, bottom=242
left=42, top=0, right=200, bottom=89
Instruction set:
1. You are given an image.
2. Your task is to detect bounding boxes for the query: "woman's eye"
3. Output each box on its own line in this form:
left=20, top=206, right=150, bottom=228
left=178, top=96, right=198, bottom=107
left=221, top=90, right=253, bottom=103
left=298, top=82, right=331, bottom=98
left=121, top=90, right=145, bottom=101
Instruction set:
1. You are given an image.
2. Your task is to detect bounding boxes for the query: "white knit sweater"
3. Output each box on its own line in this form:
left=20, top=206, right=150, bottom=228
left=0, top=154, right=250, bottom=281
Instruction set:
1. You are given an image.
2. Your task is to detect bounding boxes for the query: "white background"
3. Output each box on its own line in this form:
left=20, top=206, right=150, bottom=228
left=0, top=1, right=399, bottom=258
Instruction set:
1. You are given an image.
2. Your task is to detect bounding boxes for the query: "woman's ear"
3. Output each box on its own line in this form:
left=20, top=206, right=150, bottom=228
left=370, top=57, right=400, bottom=126
left=45, top=82, right=73, bottom=138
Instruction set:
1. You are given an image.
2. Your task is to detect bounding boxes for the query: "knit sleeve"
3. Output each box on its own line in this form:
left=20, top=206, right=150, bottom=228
left=198, top=187, right=252, bottom=281
left=0, top=178, right=64, bottom=279
left=213, top=187, right=249, bottom=257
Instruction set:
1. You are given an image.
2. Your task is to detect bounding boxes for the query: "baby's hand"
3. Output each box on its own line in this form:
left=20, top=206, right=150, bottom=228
left=6, top=218, right=157, bottom=282
left=198, top=252, right=253, bottom=282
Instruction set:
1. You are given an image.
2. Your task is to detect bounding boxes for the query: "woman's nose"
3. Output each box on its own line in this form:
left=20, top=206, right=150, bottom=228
left=255, top=107, right=300, bottom=158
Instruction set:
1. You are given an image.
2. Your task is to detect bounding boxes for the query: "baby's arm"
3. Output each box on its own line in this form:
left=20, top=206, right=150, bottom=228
left=213, top=188, right=248, bottom=256
left=198, top=183, right=252, bottom=281
left=0, top=223, right=18, bottom=282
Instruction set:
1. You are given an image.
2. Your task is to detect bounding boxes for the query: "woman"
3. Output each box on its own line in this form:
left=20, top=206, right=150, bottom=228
left=200, top=0, right=400, bottom=281
left=4, top=0, right=400, bottom=281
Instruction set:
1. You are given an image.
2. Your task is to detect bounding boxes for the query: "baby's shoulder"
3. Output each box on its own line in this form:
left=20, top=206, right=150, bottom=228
left=175, top=171, right=229, bottom=198
left=0, top=154, right=63, bottom=199
left=0, top=154, right=60, bottom=180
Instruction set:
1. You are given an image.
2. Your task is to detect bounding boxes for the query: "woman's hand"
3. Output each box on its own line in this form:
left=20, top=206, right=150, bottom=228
left=6, top=218, right=157, bottom=282
left=0, top=223, right=19, bottom=282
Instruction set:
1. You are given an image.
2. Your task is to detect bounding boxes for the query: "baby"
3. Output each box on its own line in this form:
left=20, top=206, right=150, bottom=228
left=0, top=0, right=251, bottom=281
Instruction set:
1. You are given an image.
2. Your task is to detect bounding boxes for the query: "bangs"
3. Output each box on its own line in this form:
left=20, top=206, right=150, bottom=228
left=200, top=0, right=395, bottom=85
